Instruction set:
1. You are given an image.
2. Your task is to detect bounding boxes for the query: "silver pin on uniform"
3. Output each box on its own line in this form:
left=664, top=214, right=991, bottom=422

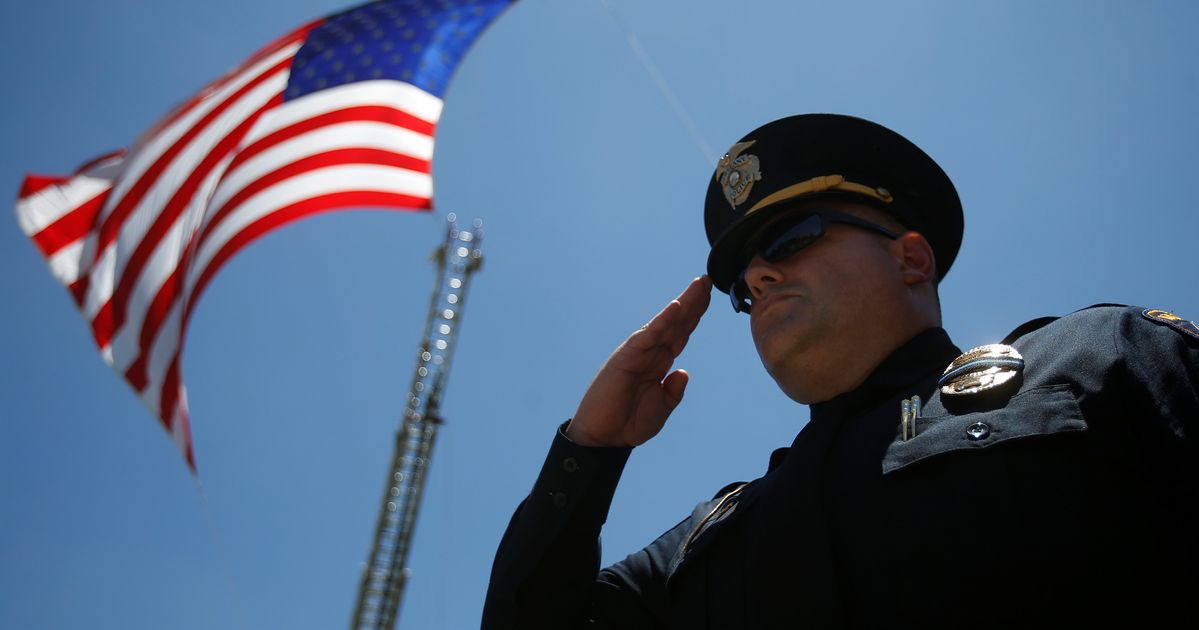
left=900, top=395, right=921, bottom=440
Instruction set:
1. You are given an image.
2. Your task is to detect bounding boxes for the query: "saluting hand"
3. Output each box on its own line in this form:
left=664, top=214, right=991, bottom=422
left=567, top=276, right=712, bottom=447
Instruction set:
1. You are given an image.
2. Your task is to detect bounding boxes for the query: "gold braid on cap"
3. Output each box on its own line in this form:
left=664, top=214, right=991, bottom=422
left=745, top=174, right=893, bottom=216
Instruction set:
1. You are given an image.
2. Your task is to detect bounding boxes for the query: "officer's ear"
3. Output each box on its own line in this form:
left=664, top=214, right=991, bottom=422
left=893, top=231, right=936, bottom=286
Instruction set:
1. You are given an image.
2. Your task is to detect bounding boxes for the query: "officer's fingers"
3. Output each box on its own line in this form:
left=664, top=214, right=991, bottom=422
left=629, top=299, right=686, bottom=349
left=644, top=278, right=710, bottom=340
left=675, top=278, right=712, bottom=332
left=628, top=278, right=712, bottom=355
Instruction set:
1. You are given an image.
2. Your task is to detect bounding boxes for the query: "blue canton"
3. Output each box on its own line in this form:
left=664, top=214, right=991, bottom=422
left=286, top=0, right=512, bottom=101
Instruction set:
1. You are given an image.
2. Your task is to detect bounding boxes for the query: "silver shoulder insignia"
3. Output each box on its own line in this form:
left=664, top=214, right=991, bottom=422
left=938, top=343, right=1024, bottom=396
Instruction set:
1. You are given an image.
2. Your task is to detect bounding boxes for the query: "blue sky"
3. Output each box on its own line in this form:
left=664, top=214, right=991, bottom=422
left=3, top=1, right=1197, bottom=628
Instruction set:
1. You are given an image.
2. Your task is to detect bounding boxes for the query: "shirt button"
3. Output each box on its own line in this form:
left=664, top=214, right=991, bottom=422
left=552, top=492, right=568, bottom=508
left=966, top=422, right=991, bottom=440
left=562, top=457, right=579, bottom=473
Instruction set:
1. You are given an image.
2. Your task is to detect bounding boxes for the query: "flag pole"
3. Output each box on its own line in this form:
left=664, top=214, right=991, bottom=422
left=351, top=213, right=484, bottom=630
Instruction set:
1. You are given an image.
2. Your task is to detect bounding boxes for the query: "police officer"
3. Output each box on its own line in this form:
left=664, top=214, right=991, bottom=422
left=481, top=114, right=1199, bottom=628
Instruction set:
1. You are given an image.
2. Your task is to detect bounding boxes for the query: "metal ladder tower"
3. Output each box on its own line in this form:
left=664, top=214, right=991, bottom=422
left=351, top=214, right=484, bottom=630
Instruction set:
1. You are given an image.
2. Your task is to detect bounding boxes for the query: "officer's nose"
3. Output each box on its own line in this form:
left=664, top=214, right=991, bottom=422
left=743, top=254, right=783, bottom=302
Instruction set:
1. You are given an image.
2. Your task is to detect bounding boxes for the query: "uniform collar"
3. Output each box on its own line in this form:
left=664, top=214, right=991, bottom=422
left=808, top=327, right=960, bottom=426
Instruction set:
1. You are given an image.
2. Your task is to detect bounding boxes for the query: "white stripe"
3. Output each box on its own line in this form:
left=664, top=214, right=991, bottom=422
left=107, top=157, right=232, bottom=376
left=81, top=71, right=288, bottom=324
left=14, top=176, right=113, bottom=238
left=82, top=246, right=117, bottom=324
left=250, top=80, right=443, bottom=141
left=169, top=389, right=191, bottom=460
left=205, top=119, right=433, bottom=219
left=70, top=44, right=298, bottom=315
left=119, top=162, right=434, bottom=386
left=184, top=164, right=432, bottom=295
left=99, top=43, right=301, bottom=226
left=46, top=240, right=87, bottom=285
left=138, top=296, right=185, bottom=412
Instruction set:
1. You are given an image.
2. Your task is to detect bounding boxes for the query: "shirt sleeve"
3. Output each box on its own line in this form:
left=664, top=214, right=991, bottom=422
left=481, top=423, right=693, bottom=629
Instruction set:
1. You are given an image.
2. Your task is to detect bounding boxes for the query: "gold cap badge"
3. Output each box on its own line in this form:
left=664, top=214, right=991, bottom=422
left=716, top=140, right=761, bottom=209
left=938, top=344, right=1025, bottom=396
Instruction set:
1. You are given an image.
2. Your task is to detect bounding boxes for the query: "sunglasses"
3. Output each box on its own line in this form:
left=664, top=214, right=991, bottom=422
left=729, top=209, right=901, bottom=313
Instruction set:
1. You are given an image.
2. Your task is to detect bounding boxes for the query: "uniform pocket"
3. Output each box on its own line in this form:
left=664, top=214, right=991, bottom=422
left=882, top=384, right=1087, bottom=475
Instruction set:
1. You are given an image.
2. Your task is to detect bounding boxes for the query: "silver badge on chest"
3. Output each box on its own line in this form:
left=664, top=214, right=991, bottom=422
left=938, top=344, right=1025, bottom=396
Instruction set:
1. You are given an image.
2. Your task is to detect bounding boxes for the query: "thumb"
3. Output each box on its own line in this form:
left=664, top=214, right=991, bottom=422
left=661, top=369, right=690, bottom=412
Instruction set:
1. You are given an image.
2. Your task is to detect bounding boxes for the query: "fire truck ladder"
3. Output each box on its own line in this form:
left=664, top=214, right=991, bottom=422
left=351, top=214, right=484, bottom=630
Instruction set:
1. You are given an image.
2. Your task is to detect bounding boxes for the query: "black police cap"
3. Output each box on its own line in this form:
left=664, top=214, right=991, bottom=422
left=704, top=113, right=963, bottom=293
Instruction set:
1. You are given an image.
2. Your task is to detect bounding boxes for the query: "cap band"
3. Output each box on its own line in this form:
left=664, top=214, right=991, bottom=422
left=744, top=174, right=893, bottom=216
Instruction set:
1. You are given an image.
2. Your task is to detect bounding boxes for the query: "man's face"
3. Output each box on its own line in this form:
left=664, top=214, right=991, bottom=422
left=744, top=201, right=911, bottom=403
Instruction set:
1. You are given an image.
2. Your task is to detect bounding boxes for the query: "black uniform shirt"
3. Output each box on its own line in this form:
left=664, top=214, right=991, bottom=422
left=482, top=305, right=1198, bottom=629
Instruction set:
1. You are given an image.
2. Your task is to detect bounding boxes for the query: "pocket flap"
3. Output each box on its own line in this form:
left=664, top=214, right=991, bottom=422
left=882, top=384, right=1087, bottom=475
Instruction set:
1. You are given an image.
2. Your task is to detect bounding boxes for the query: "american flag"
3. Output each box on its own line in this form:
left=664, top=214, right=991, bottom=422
left=13, top=0, right=514, bottom=469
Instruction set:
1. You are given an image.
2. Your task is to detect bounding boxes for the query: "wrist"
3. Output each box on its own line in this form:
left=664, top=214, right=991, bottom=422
left=563, top=418, right=616, bottom=447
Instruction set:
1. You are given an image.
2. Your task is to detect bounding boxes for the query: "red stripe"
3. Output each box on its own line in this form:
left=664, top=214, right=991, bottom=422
left=226, top=105, right=436, bottom=175
left=198, top=147, right=430, bottom=254
left=157, top=356, right=197, bottom=472
left=93, top=55, right=292, bottom=260
left=157, top=355, right=182, bottom=431
left=156, top=353, right=196, bottom=472
left=124, top=188, right=431, bottom=390
left=20, top=174, right=70, bottom=198
left=185, top=191, right=430, bottom=324
left=123, top=261, right=183, bottom=391
left=29, top=189, right=108, bottom=257
left=144, top=22, right=316, bottom=141
left=73, top=149, right=127, bottom=176
left=68, top=278, right=87, bottom=307
left=91, top=94, right=282, bottom=350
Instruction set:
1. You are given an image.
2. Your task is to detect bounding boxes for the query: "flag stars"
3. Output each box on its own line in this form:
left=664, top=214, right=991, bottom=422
left=360, top=54, right=374, bottom=67
left=352, top=43, right=365, bottom=55
left=391, top=52, right=404, bottom=64
left=382, top=41, right=393, bottom=51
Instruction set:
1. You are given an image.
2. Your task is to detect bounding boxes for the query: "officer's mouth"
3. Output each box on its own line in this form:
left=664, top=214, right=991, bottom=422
left=752, top=292, right=802, bottom=316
